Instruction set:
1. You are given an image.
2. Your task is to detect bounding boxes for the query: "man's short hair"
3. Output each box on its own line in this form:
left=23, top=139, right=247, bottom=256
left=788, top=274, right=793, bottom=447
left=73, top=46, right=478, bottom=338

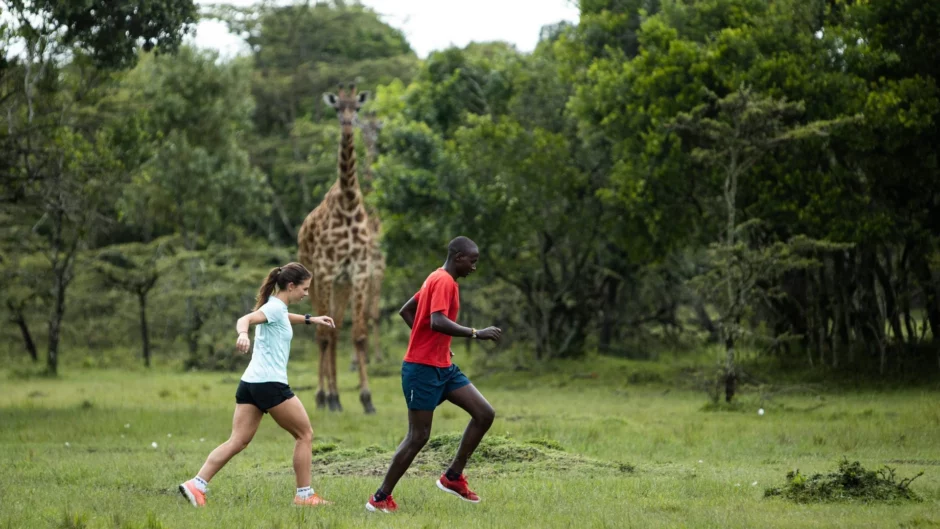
left=447, top=236, right=478, bottom=258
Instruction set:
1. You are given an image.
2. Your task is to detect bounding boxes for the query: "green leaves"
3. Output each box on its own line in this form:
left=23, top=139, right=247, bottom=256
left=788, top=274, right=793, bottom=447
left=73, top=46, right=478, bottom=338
left=116, top=47, right=267, bottom=242
left=6, top=0, right=197, bottom=68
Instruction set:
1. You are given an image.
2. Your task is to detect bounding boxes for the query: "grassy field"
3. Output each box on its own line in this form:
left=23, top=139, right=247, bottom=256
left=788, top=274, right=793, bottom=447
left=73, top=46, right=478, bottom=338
left=1, top=355, right=938, bottom=529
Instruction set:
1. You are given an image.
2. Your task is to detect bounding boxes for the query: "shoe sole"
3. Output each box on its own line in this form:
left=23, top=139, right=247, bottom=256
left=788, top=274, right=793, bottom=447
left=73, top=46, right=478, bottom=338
left=178, top=483, right=203, bottom=507
left=365, top=502, right=393, bottom=513
left=436, top=479, right=481, bottom=503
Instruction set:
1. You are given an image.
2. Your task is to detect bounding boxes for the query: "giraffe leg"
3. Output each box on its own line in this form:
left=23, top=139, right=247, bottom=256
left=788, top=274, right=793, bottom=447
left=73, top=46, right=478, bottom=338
left=352, top=264, right=382, bottom=371
left=370, top=263, right=385, bottom=363
left=329, top=280, right=352, bottom=412
left=351, top=278, right=375, bottom=414
left=314, top=276, right=331, bottom=410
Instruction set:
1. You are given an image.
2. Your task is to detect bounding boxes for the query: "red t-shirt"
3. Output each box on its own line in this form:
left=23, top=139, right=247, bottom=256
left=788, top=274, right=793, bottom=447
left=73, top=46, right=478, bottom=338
left=403, top=268, right=460, bottom=368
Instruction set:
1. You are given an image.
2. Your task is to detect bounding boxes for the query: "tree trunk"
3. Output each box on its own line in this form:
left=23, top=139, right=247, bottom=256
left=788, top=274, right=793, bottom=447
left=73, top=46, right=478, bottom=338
left=724, top=331, right=737, bottom=403
left=138, top=290, right=151, bottom=368
left=898, top=243, right=917, bottom=343
left=833, top=252, right=853, bottom=367
left=183, top=231, right=201, bottom=357
left=911, top=252, right=940, bottom=351
left=873, top=250, right=904, bottom=345
left=832, top=302, right=844, bottom=369
left=693, top=298, right=720, bottom=344
left=903, top=303, right=916, bottom=345
left=598, top=277, right=619, bottom=353
left=45, top=198, right=75, bottom=376
left=47, top=273, right=67, bottom=375
left=810, top=269, right=827, bottom=368
left=264, top=171, right=297, bottom=241
left=722, top=156, right=739, bottom=401
left=8, top=301, right=38, bottom=362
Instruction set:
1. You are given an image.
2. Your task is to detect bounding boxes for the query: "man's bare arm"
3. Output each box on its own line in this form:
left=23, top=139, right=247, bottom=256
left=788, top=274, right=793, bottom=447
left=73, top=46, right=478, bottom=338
left=399, top=296, right=418, bottom=329
left=430, top=312, right=501, bottom=341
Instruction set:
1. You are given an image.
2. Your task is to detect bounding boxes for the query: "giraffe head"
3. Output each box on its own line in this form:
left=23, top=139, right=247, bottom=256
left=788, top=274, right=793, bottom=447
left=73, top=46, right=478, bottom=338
left=359, top=111, right=384, bottom=150
left=323, top=83, right=369, bottom=129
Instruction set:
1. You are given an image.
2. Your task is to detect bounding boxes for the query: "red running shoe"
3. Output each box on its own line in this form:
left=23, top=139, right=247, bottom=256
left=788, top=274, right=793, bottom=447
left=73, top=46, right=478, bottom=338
left=436, top=473, right=481, bottom=503
left=365, top=494, right=398, bottom=513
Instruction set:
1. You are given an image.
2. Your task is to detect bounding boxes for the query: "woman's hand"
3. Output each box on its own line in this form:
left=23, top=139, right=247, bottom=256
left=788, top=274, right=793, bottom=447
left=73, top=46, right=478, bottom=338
left=311, top=315, right=335, bottom=328
left=236, top=331, right=251, bottom=353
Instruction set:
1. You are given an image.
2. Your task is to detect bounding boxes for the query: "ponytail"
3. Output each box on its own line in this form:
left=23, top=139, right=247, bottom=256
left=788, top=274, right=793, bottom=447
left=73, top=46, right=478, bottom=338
left=254, top=267, right=281, bottom=310
left=253, top=263, right=312, bottom=310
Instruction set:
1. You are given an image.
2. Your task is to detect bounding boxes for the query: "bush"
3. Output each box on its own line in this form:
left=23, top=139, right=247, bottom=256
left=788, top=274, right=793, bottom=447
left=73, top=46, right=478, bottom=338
left=764, top=458, right=924, bottom=503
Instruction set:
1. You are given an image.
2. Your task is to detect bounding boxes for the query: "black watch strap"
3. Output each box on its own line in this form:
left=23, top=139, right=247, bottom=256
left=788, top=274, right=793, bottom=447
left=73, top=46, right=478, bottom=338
left=304, top=313, right=312, bottom=325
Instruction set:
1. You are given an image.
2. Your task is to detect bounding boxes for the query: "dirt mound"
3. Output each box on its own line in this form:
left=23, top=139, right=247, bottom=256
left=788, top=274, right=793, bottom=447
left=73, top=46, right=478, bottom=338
left=309, top=434, right=633, bottom=477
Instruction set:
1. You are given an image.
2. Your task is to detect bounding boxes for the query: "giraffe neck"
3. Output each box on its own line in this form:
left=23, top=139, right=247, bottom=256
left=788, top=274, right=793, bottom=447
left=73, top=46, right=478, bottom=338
left=362, top=139, right=376, bottom=190
left=337, top=127, right=362, bottom=211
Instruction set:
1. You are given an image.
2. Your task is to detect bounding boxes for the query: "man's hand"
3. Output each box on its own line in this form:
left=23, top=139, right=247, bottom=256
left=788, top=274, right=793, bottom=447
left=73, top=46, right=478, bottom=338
left=476, top=326, right=502, bottom=342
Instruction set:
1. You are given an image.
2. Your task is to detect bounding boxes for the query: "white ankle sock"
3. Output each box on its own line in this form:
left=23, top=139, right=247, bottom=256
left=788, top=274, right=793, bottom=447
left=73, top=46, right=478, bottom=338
left=296, top=486, right=314, bottom=499
left=193, top=476, right=208, bottom=492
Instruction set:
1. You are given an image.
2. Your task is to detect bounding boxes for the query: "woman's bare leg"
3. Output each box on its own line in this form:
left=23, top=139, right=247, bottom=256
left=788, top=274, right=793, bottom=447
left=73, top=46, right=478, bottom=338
left=197, top=403, right=263, bottom=482
left=268, top=397, right=314, bottom=488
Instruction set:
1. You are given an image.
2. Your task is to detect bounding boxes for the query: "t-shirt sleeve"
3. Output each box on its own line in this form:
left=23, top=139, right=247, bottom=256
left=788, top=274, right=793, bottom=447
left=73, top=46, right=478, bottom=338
left=429, top=277, right=456, bottom=315
left=260, top=300, right=284, bottom=326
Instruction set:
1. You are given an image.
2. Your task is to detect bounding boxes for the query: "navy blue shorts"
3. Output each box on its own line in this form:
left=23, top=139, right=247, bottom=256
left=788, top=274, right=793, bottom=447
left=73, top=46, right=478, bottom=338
left=401, top=361, right=471, bottom=411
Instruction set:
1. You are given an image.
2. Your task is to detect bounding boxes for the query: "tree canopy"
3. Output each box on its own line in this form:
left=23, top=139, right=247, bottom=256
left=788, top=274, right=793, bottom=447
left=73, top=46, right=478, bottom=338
left=1, top=0, right=937, bottom=381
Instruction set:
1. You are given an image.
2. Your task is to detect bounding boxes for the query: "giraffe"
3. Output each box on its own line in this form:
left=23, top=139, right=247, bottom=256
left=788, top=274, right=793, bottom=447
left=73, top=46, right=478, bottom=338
left=297, top=83, right=376, bottom=414
left=351, top=110, right=386, bottom=370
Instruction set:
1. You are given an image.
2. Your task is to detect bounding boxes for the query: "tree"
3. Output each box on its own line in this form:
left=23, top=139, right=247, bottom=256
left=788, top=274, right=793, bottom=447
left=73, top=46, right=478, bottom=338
left=671, top=86, right=844, bottom=400
left=1, top=0, right=199, bottom=374
left=93, top=238, right=175, bottom=367
left=116, top=47, right=268, bottom=359
left=4, top=0, right=197, bottom=68
left=375, top=45, right=615, bottom=358
left=0, top=240, right=47, bottom=362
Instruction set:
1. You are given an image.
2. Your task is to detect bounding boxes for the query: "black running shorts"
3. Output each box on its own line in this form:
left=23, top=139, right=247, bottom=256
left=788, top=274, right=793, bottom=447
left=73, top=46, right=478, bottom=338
left=235, top=380, right=294, bottom=413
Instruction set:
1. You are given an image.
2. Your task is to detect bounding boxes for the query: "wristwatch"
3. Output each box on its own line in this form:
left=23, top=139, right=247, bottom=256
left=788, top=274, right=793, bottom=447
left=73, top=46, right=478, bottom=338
left=471, top=328, right=478, bottom=339
left=304, top=314, right=312, bottom=325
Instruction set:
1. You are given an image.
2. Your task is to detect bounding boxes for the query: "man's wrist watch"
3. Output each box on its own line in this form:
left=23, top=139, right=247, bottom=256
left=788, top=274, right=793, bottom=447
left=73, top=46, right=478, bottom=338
left=305, top=314, right=312, bottom=325
left=471, top=328, right=478, bottom=339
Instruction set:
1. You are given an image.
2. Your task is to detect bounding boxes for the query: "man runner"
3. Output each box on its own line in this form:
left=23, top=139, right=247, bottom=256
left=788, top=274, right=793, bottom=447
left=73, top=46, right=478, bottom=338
left=366, top=236, right=502, bottom=513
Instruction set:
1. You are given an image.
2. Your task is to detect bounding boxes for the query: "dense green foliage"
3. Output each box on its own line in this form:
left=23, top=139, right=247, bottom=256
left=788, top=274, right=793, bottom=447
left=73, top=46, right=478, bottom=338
left=1, top=0, right=938, bottom=383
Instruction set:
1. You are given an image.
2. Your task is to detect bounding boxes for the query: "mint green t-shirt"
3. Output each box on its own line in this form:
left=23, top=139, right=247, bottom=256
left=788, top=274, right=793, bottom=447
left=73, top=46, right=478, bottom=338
left=241, top=296, right=293, bottom=384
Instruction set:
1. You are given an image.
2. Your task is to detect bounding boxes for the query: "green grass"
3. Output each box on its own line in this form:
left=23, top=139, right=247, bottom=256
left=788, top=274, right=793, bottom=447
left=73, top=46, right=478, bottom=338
left=1, top=355, right=939, bottom=529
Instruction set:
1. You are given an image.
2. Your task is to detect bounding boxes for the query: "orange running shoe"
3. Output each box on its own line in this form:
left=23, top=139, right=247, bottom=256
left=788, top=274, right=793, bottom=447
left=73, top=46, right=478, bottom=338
left=365, top=493, right=398, bottom=513
left=436, top=473, right=480, bottom=503
left=178, top=480, right=207, bottom=507
left=293, top=493, right=332, bottom=506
